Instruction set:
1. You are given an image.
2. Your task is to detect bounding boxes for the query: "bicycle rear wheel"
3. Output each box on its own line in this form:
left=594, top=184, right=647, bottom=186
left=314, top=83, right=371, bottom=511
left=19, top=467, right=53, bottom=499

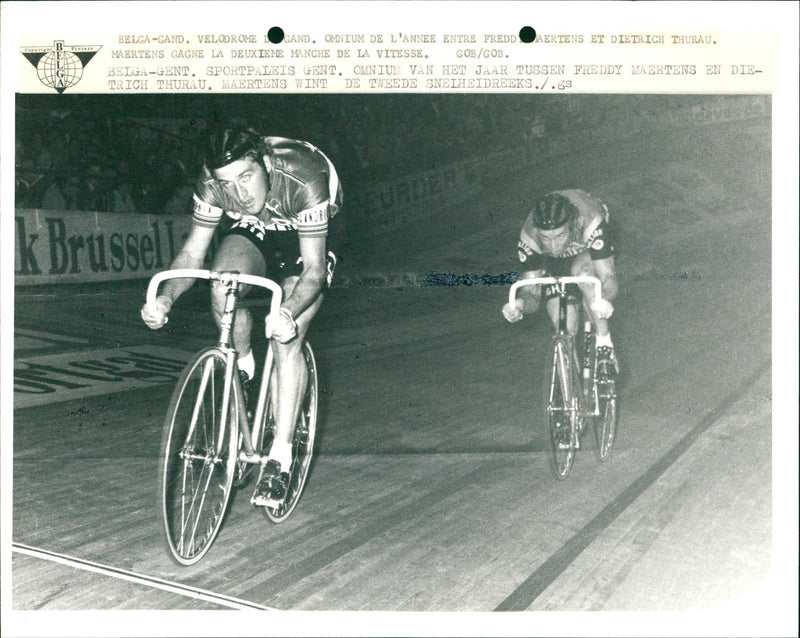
left=547, top=339, right=578, bottom=479
left=264, top=340, right=318, bottom=523
left=158, top=347, right=240, bottom=565
left=593, top=377, right=617, bottom=461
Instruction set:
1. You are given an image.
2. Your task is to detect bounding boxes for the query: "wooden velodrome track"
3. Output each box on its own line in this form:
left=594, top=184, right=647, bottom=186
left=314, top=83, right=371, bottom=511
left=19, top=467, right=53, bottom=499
left=10, top=224, right=781, bottom=632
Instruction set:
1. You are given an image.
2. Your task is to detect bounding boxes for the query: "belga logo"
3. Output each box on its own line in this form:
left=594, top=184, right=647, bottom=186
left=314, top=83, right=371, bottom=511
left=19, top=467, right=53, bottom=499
left=21, top=41, right=102, bottom=93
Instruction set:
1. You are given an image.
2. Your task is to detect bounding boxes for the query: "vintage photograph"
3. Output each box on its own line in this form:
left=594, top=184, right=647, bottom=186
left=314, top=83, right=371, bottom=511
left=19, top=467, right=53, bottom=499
left=11, top=90, right=774, bottom=602
left=2, top=2, right=797, bottom=637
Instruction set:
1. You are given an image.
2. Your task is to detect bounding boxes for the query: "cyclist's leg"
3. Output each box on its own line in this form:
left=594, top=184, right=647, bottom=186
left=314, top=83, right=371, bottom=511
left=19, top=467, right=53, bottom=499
left=544, top=295, right=580, bottom=336
left=258, top=233, right=333, bottom=502
left=544, top=256, right=580, bottom=335
left=571, top=251, right=618, bottom=376
left=267, top=229, right=336, bottom=461
left=267, top=276, right=322, bottom=466
left=569, top=252, right=609, bottom=337
left=210, top=228, right=268, bottom=373
left=254, top=276, right=322, bottom=505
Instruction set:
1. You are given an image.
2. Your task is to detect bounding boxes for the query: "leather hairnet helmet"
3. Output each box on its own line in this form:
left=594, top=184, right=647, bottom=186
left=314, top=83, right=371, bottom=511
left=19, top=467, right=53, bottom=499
left=205, top=126, right=264, bottom=170
left=531, top=193, right=577, bottom=230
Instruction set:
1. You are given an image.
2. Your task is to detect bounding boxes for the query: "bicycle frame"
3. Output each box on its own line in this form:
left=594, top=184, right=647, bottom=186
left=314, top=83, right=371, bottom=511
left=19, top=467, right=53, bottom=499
left=509, top=275, right=605, bottom=472
left=509, top=275, right=602, bottom=389
left=152, top=267, right=323, bottom=563
left=147, top=268, right=283, bottom=467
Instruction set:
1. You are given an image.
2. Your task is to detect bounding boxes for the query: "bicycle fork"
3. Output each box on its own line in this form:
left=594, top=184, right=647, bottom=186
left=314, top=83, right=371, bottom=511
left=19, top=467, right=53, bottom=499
left=551, top=338, right=582, bottom=447
left=180, top=353, right=233, bottom=464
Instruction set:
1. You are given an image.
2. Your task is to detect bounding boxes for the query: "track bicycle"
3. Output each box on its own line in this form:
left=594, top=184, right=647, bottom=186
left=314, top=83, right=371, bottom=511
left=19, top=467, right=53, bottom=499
left=508, top=275, right=618, bottom=479
left=147, top=269, right=318, bottom=566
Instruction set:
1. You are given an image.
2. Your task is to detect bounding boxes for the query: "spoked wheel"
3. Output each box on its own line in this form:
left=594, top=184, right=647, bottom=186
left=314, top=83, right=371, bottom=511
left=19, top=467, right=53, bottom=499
left=158, top=347, right=240, bottom=565
left=547, top=340, right=578, bottom=480
left=263, top=341, right=318, bottom=523
left=593, top=378, right=617, bottom=461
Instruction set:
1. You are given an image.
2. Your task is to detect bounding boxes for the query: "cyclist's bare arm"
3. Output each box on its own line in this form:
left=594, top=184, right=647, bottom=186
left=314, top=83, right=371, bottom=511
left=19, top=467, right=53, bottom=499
left=516, top=269, right=546, bottom=315
left=576, top=256, right=617, bottom=324
left=587, top=256, right=617, bottom=303
left=283, top=234, right=327, bottom=319
left=158, top=223, right=216, bottom=302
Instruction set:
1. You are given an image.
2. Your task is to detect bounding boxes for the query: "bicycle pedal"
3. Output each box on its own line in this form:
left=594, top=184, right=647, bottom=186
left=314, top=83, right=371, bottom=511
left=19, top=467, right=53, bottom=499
left=251, top=493, right=283, bottom=508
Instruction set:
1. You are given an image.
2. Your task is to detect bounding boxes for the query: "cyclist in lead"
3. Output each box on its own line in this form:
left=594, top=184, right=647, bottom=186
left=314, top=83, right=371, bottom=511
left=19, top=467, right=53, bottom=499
left=141, top=127, right=342, bottom=506
left=501, top=189, right=619, bottom=376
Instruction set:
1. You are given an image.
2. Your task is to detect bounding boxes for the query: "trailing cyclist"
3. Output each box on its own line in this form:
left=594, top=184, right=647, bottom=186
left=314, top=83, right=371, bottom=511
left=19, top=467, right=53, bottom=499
left=141, top=126, right=342, bottom=507
left=501, top=189, right=619, bottom=376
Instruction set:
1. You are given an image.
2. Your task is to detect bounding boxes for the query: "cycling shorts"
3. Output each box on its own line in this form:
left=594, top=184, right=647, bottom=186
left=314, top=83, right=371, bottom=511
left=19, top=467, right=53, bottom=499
left=224, top=217, right=338, bottom=287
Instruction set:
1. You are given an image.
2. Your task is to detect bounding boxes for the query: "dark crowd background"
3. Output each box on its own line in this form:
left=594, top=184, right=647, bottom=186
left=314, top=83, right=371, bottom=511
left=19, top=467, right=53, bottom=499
left=14, top=93, right=706, bottom=215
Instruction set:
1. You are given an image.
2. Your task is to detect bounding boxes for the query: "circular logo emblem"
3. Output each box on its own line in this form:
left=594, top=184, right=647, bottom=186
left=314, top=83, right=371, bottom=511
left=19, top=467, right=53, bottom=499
left=591, top=238, right=605, bottom=250
left=37, top=50, right=84, bottom=90
left=518, top=250, right=527, bottom=262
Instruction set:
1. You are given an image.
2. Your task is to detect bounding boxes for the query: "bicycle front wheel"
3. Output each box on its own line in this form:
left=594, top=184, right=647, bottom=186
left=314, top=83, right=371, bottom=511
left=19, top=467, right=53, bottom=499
left=546, top=339, right=579, bottom=479
left=593, top=378, right=617, bottom=461
left=158, top=347, right=240, bottom=565
left=264, top=340, right=318, bottom=523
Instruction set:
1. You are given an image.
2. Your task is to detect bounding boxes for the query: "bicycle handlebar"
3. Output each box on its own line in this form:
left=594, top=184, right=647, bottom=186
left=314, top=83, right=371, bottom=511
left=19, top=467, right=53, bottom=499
left=508, top=275, right=602, bottom=307
left=146, top=269, right=284, bottom=318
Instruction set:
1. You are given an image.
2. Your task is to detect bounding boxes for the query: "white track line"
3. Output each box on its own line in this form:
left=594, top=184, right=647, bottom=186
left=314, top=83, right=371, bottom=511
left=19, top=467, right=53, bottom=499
left=12, top=543, right=274, bottom=610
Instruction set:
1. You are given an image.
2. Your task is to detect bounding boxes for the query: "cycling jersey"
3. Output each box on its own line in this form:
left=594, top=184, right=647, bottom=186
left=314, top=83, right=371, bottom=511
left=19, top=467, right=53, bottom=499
left=517, top=189, right=614, bottom=271
left=192, top=136, right=343, bottom=239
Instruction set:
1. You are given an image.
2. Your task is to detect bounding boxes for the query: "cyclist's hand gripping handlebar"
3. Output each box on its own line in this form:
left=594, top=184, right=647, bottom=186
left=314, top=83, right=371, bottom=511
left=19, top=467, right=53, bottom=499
left=589, top=297, right=614, bottom=320
left=501, top=298, right=525, bottom=323
left=141, top=294, right=173, bottom=329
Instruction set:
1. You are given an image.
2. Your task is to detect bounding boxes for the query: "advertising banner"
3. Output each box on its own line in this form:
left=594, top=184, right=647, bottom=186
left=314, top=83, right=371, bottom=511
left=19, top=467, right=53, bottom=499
left=14, top=209, right=192, bottom=285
